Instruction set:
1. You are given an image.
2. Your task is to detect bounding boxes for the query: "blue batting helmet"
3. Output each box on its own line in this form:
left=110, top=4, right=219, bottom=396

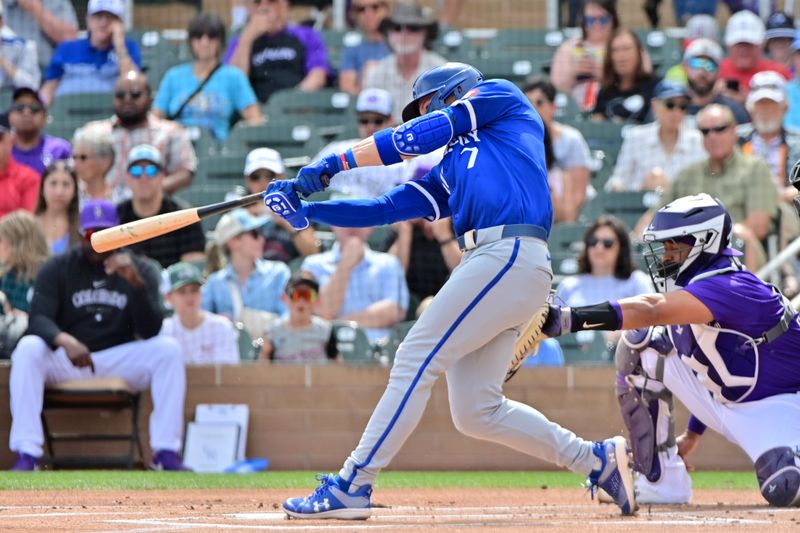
left=401, top=62, right=484, bottom=122
left=642, top=193, right=737, bottom=292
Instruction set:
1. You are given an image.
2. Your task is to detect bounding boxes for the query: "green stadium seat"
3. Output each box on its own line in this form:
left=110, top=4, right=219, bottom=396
left=580, top=190, right=661, bottom=232
left=322, top=29, right=364, bottom=70
left=379, top=320, right=416, bottom=365
left=569, top=120, right=627, bottom=157
left=559, top=331, right=614, bottom=365
left=332, top=320, right=376, bottom=364
left=226, top=123, right=325, bottom=161
left=548, top=222, right=585, bottom=276
left=263, top=88, right=358, bottom=139
left=236, top=324, right=259, bottom=361
left=197, top=153, right=247, bottom=182
left=48, top=93, right=114, bottom=126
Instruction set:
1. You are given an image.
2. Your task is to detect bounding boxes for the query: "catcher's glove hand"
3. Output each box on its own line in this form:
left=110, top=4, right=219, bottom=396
left=505, top=299, right=552, bottom=383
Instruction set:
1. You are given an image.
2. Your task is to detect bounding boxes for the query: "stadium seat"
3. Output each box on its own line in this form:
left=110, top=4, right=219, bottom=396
left=40, top=377, right=144, bottom=469
left=226, top=123, right=326, bottom=161
left=236, top=324, right=259, bottom=361
left=322, top=29, right=364, bottom=70
left=262, top=88, right=358, bottom=139
left=48, top=93, right=114, bottom=125
left=332, top=320, right=376, bottom=364
left=378, top=319, right=416, bottom=365
left=548, top=222, right=585, bottom=276
left=559, top=331, right=614, bottom=365
left=569, top=120, right=628, bottom=157
left=580, top=190, right=661, bottom=231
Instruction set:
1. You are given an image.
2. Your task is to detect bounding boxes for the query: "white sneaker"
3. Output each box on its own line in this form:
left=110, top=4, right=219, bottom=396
left=599, top=450, right=692, bottom=505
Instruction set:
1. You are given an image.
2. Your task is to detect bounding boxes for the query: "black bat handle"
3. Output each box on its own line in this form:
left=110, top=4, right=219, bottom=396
left=196, top=192, right=265, bottom=219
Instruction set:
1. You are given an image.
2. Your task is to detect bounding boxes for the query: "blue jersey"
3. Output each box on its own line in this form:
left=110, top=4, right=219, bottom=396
left=413, top=79, right=553, bottom=236
left=671, top=257, right=800, bottom=403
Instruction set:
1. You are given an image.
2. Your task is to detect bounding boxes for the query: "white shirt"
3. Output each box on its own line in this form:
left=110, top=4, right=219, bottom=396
left=606, top=122, right=707, bottom=191
left=160, top=312, right=239, bottom=365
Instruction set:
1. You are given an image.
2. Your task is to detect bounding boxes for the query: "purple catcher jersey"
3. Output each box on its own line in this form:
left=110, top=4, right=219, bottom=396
left=669, top=258, right=800, bottom=403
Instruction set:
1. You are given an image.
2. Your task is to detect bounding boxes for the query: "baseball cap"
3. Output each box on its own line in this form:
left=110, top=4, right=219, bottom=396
left=243, top=147, right=284, bottom=176
left=165, top=262, right=203, bottom=292
left=214, top=208, right=268, bottom=244
left=747, top=70, right=787, bottom=106
left=654, top=80, right=690, bottom=100
left=684, top=38, right=723, bottom=63
left=766, top=12, right=795, bottom=41
left=80, top=199, right=119, bottom=233
left=356, top=88, right=393, bottom=117
left=11, top=87, right=45, bottom=107
left=725, top=10, right=766, bottom=46
left=127, top=144, right=163, bottom=169
left=88, top=0, right=125, bottom=20
left=287, top=270, right=319, bottom=293
left=685, top=14, right=719, bottom=43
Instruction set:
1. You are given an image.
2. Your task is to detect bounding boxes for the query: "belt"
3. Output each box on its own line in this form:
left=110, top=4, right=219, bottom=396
left=456, top=224, right=548, bottom=251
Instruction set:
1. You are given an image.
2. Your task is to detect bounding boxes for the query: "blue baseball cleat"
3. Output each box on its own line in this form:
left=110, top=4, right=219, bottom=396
left=587, top=436, right=637, bottom=515
left=283, top=473, right=372, bottom=520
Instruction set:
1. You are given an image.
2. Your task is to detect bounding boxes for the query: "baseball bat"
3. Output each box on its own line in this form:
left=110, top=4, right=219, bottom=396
left=90, top=192, right=266, bottom=253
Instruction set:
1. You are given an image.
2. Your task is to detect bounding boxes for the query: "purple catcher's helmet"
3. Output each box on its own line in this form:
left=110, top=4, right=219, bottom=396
left=402, top=62, right=484, bottom=122
left=642, top=193, right=737, bottom=292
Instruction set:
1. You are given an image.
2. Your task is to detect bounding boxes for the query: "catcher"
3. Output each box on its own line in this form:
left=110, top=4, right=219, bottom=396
left=541, top=193, right=800, bottom=507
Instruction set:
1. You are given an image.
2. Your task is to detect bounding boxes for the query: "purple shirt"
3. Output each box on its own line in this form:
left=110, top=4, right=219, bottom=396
left=13, top=134, right=72, bottom=175
left=224, top=24, right=329, bottom=102
left=671, top=257, right=800, bottom=405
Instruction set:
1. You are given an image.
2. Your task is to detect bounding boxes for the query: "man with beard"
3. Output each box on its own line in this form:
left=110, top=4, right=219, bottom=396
left=75, top=70, right=197, bottom=199
left=683, top=39, right=749, bottom=125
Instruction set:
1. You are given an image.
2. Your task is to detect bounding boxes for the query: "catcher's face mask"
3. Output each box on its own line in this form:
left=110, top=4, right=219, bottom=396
left=790, top=159, right=800, bottom=217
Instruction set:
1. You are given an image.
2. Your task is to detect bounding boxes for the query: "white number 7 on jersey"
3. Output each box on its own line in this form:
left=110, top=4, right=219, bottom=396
left=461, top=147, right=478, bottom=169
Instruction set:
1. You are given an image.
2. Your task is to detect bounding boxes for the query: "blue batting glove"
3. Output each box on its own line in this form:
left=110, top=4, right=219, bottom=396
left=295, top=153, right=344, bottom=196
left=263, top=181, right=310, bottom=230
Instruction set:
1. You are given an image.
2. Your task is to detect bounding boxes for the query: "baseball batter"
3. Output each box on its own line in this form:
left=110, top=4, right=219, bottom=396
left=265, top=63, right=636, bottom=519
left=543, top=193, right=800, bottom=507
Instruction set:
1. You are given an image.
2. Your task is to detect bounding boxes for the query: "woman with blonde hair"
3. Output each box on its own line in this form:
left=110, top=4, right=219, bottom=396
left=34, top=161, right=81, bottom=255
left=0, top=210, right=50, bottom=313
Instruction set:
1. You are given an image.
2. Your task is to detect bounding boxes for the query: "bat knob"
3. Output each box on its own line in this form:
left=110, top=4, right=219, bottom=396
left=264, top=192, right=310, bottom=230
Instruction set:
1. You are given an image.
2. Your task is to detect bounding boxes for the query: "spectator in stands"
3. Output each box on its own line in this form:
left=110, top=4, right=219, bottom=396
left=765, top=12, right=795, bottom=69
left=740, top=71, right=800, bottom=201
left=241, top=147, right=319, bottom=262
left=9, top=88, right=70, bottom=175
left=339, top=0, right=391, bottom=95
left=3, top=0, right=77, bottom=70
left=606, top=80, right=706, bottom=191
left=153, top=13, right=263, bottom=143
left=0, top=210, right=48, bottom=314
left=71, top=129, right=116, bottom=203
left=315, top=88, right=407, bottom=198
left=40, top=0, right=141, bottom=106
left=160, top=262, right=239, bottom=365
left=0, top=112, right=40, bottom=218
left=261, top=271, right=338, bottom=363
left=302, top=226, right=408, bottom=343
left=786, top=36, right=800, bottom=130
left=202, top=208, right=291, bottom=320
left=662, top=15, right=720, bottom=86
left=225, top=0, right=328, bottom=103
left=76, top=70, right=198, bottom=195
left=33, top=160, right=79, bottom=254
left=718, top=10, right=791, bottom=106
left=386, top=217, right=459, bottom=304
left=593, top=29, right=658, bottom=124
left=682, top=38, right=750, bottom=125
left=8, top=199, right=189, bottom=472
left=635, top=104, right=779, bottom=271
left=551, top=0, right=619, bottom=112
left=116, top=144, right=205, bottom=269
left=362, top=2, right=446, bottom=120
left=524, top=78, right=592, bottom=222
left=0, top=4, right=40, bottom=93
left=556, top=214, right=652, bottom=308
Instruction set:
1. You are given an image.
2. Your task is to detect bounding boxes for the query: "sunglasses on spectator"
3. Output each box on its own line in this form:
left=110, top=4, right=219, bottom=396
left=388, top=23, right=426, bottom=33
left=358, top=116, right=388, bottom=126
left=248, top=170, right=277, bottom=181
left=129, top=164, right=160, bottom=179
left=189, top=31, right=221, bottom=40
left=250, top=0, right=280, bottom=4
left=114, top=90, right=145, bottom=100
left=585, top=15, right=612, bottom=26
left=586, top=236, right=616, bottom=249
left=73, top=153, right=92, bottom=161
left=699, top=123, right=731, bottom=136
left=354, top=2, right=386, bottom=13
left=687, top=57, right=717, bottom=73
left=663, top=99, right=688, bottom=111
left=11, top=102, right=43, bottom=113
left=287, top=286, right=317, bottom=303
left=239, top=228, right=262, bottom=240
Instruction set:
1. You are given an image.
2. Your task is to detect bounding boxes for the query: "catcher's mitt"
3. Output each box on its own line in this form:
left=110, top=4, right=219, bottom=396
left=505, top=301, right=551, bottom=382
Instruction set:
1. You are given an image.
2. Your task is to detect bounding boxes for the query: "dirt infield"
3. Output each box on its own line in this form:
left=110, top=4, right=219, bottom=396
left=2, top=488, right=800, bottom=532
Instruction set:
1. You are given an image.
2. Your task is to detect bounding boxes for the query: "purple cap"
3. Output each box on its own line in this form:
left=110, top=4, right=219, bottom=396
left=80, top=199, right=119, bottom=233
